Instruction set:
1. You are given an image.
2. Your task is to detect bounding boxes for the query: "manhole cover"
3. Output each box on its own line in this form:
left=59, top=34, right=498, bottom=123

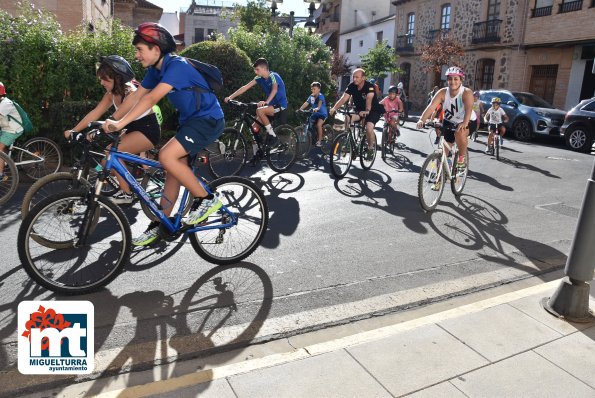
left=536, top=203, right=580, bottom=218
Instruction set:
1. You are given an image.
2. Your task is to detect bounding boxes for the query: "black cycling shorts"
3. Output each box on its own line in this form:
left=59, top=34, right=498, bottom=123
left=488, top=123, right=503, bottom=132
left=442, top=120, right=477, bottom=144
left=126, top=113, right=161, bottom=146
left=364, top=110, right=382, bottom=126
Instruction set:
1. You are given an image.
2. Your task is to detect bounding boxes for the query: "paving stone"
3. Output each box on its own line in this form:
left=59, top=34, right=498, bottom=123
left=147, top=378, right=236, bottom=398
left=405, top=381, right=467, bottom=398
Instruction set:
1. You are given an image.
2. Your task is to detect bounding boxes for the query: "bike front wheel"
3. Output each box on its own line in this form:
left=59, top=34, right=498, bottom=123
left=18, top=191, right=131, bottom=294
left=451, top=150, right=469, bottom=196
left=295, top=126, right=312, bottom=159
left=18, top=137, right=63, bottom=180
left=320, top=125, right=338, bottom=156
left=189, top=176, right=269, bottom=265
left=330, top=133, right=353, bottom=179
left=360, top=135, right=377, bottom=170
left=418, top=152, right=445, bottom=212
left=0, top=151, right=18, bottom=206
left=207, top=127, right=247, bottom=179
left=21, top=172, right=88, bottom=219
left=495, top=136, right=500, bottom=161
left=266, top=124, right=298, bottom=173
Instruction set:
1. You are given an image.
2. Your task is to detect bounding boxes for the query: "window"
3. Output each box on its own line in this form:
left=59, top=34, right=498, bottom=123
left=529, top=65, right=558, bottom=105
left=346, top=39, right=351, bottom=53
left=476, top=59, right=495, bottom=90
left=581, top=100, right=595, bottom=112
left=400, top=62, right=411, bottom=92
left=487, top=0, right=501, bottom=20
left=441, top=4, right=451, bottom=30
left=406, top=13, right=415, bottom=44
left=376, top=31, right=383, bottom=43
left=532, top=0, right=554, bottom=17
left=194, top=28, right=205, bottom=43
left=359, top=40, right=364, bottom=47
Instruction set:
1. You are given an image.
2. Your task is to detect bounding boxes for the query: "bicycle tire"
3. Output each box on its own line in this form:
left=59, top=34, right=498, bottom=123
left=451, top=150, right=469, bottom=197
left=189, top=176, right=269, bottom=265
left=359, top=135, right=377, bottom=170
left=329, top=133, right=353, bottom=179
left=418, top=152, right=445, bottom=212
left=18, top=191, right=131, bottom=294
left=495, top=135, right=500, bottom=161
left=381, top=127, right=388, bottom=160
left=18, top=137, right=63, bottom=180
left=21, top=172, right=88, bottom=219
left=266, top=124, right=298, bottom=172
left=140, top=168, right=193, bottom=222
left=295, top=126, right=311, bottom=159
left=207, top=127, right=247, bottom=179
left=0, top=151, right=18, bottom=206
left=398, top=118, right=405, bottom=127
left=320, top=125, right=338, bottom=156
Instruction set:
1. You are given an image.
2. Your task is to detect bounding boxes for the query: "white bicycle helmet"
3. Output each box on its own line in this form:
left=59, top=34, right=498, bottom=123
left=445, top=66, right=465, bottom=77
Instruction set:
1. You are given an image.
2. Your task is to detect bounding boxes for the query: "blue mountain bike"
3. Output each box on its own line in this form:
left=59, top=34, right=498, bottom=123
left=18, top=122, right=269, bottom=295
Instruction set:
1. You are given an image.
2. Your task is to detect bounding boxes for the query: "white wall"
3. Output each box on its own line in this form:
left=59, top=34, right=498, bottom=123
left=338, top=17, right=396, bottom=93
left=159, top=12, right=180, bottom=36
left=339, top=0, right=395, bottom=33
left=566, top=46, right=587, bottom=110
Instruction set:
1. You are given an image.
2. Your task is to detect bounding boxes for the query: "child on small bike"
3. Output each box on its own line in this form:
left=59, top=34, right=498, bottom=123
left=104, top=22, right=225, bottom=246
left=380, top=85, right=404, bottom=140
left=298, top=82, right=328, bottom=147
left=0, top=82, right=25, bottom=181
left=65, top=55, right=161, bottom=204
left=483, top=97, right=509, bottom=154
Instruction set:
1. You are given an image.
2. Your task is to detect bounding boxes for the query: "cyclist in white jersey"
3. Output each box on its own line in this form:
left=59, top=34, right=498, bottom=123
left=483, top=96, right=509, bottom=154
left=416, top=66, right=476, bottom=169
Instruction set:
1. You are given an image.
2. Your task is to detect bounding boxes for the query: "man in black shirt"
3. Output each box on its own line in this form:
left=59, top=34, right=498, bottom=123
left=330, top=68, right=384, bottom=158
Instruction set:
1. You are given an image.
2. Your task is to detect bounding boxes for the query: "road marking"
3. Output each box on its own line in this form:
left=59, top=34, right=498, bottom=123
left=94, top=278, right=567, bottom=398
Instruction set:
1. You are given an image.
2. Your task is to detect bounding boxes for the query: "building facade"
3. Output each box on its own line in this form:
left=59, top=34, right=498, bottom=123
left=315, top=0, right=342, bottom=50
left=114, top=0, right=162, bottom=28
left=337, top=0, right=397, bottom=93
left=391, top=0, right=529, bottom=111
left=0, top=0, right=112, bottom=31
left=184, top=0, right=237, bottom=45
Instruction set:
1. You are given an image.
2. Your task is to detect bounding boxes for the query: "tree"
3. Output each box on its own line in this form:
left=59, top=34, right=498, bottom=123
left=331, top=51, right=351, bottom=80
left=229, top=0, right=277, bottom=33
left=360, top=40, right=401, bottom=81
left=420, top=36, right=465, bottom=75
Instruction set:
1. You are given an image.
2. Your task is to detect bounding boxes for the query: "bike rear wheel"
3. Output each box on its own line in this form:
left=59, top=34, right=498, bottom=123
left=189, top=176, right=268, bottom=265
left=320, top=125, right=338, bottom=156
left=451, top=150, right=469, bottom=196
left=207, top=127, right=247, bottom=179
left=18, top=137, right=63, bottom=180
left=418, top=152, right=445, bottom=212
left=21, top=172, right=88, bottom=219
left=0, top=151, right=18, bottom=206
left=330, top=133, right=353, bottom=179
left=381, top=127, right=388, bottom=160
left=266, top=124, right=298, bottom=172
left=18, top=191, right=131, bottom=294
left=360, top=135, right=377, bottom=170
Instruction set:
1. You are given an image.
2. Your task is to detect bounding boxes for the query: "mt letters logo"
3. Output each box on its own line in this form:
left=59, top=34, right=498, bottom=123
left=18, top=301, right=94, bottom=374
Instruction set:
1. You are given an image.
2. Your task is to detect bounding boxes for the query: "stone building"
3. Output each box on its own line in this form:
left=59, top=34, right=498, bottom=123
left=114, top=0, right=163, bottom=28
left=315, top=0, right=342, bottom=50
left=391, top=0, right=529, bottom=111
left=184, top=0, right=237, bottom=45
left=521, top=1, right=595, bottom=109
left=0, top=0, right=112, bottom=32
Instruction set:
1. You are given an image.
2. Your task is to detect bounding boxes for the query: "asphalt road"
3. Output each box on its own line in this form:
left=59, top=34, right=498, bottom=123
left=0, top=122, right=592, bottom=394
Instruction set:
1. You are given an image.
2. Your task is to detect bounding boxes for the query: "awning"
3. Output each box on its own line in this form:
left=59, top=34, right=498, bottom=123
left=321, top=32, right=333, bottom=43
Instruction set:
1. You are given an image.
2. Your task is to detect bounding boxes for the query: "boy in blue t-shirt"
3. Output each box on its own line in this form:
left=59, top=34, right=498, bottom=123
left=298, top=82, right=328, bottom=147
left=224, top=58, right=288, bottom=141
left=104, top=22, right=225, bottom=246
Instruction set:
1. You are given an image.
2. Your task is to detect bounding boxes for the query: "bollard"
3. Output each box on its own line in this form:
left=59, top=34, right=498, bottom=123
left=543, top=159, right=595, bottom=322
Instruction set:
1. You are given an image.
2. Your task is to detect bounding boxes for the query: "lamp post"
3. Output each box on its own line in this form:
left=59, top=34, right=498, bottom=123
left=268, top=0, right=283, bottom=17
left=267, top=0, right=321, bottom=37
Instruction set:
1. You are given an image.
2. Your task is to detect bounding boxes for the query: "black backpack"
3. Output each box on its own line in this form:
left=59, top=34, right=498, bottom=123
left=184, top=57, right=223, bottom=92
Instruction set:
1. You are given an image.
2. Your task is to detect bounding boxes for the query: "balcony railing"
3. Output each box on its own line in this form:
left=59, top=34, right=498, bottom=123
left=531, top=6, right=553, bottom=17
left=427, top=28, right=450, bottom=44
left=471, top=19, right=502, bottom=44
left=559, top=0, right=583, bottom=13
left=396, top=35, right=415, bottom=53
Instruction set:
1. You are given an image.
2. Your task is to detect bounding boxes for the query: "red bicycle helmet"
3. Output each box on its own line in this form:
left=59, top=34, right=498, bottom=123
left=0, top=82, right=6, bottom=96
left=134, top=22, right=176, bottom=54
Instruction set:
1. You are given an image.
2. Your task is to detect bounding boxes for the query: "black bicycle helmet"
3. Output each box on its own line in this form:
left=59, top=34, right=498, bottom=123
left=134, top=22, right=176, bottom=55
left=99, top=55, right=135, bottom=82
left=388, top=85, right=398, bottom=93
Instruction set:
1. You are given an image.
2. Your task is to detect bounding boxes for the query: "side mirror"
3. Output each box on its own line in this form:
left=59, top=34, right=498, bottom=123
left=506, top=101, right=518, bottom=108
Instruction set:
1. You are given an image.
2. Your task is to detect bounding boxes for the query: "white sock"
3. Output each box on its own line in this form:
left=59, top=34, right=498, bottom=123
left=265, top=124, right=276, bottom=137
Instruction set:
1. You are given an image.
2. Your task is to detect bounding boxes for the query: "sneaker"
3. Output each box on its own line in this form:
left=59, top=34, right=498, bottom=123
left=186, top=195, right=222, bottom=225
left=484, top=146, right=491, bottom=154
left=111, top=190, right=134, bottom=204
left=315, top=140, right=322, bottom=148
left=500, top=136, right=504, bottom=146
left=132, top=221, right=160, bottom=246
left=434, top=136, right=440, bottom=145
left=456, top=156, right=467, bottom=170
left=0, top=173, right=7, bottom=182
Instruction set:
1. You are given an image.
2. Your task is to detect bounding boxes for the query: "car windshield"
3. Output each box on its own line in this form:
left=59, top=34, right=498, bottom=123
left=512, top=92, right=554, bottom=108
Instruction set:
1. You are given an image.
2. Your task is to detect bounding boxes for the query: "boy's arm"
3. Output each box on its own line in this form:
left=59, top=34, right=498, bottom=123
left=261, top=83, right=278, bottom=106
left=225, top=80, right=256, bottom=102
left=112, top=86, right=149, bottom=120
left=502, top=109, right=509, bottom=123
left=484, top=109, right=491, bottom=123
left=68, top=93, right=113, bottom=135
left=314, top=99, right=323, bottom=111
left=299, top=101, right=309, bottom=111
left=330, top=92, right=351, bottom=115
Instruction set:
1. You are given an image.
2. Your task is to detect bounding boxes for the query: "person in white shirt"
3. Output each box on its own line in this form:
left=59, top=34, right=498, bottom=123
left=483, top=97, right=509, bottom=154
left=0, top=82, right=24, bottom=181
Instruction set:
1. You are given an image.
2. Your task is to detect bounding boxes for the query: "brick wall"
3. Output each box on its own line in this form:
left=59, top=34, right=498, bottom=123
left=525, top=3, right=595, bottom=45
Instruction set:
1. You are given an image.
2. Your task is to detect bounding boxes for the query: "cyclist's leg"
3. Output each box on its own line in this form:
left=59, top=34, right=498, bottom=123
left=255, top=105, right=276, bottom=131
left=454, top=125, right=470, bottom=165
left=499, top=125, right=506, bottom=138
left=364, top=111, right=381, bottom=149
left=0, top=133, right=20, bottom=178
left=315, top=117, right=324, bottom=143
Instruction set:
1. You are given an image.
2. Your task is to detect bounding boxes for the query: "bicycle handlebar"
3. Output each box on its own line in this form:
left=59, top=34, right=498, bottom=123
left=228, top=100, right=259, bottom=108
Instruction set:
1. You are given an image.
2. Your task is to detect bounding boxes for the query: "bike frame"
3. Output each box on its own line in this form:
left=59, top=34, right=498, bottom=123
left=100, top=148, right=237, bottom=235
left=435, top=136, right=459, bottom=181
left=7, top=144, right=44, bottom=167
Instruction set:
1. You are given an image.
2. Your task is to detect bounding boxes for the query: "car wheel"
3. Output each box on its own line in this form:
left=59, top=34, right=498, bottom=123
left=513, top=119, right=532, bottom=141
left=565, top=125, right=593, bottom=153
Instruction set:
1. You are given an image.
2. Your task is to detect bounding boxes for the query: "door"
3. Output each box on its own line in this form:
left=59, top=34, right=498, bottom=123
left=579, top=60, right=595, bottom=101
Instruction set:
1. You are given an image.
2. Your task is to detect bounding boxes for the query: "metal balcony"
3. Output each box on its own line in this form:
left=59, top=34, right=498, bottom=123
left=471, top=19, right=502, bottom=44
left=531, top=6, right=553, bottom=17
left=427, top=28, right=450, bottom=44
left=396, top=35, right=414, bottom=53
left=559, top=0, right=583, bottom=13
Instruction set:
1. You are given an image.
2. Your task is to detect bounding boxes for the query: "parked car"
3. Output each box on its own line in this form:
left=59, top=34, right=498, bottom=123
left=479, top=90, right=567, bottom=141
left=560, top=97, right=595, bottom=152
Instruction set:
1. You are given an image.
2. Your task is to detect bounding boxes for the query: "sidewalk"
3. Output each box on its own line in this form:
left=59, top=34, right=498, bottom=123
left=53, top=277, right=594, bottom=398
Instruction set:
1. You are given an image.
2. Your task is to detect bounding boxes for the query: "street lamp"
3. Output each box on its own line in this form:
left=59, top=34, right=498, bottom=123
left=268, top=0, right=283, bottom=17
left=304, top=1, right=321, bottom=33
